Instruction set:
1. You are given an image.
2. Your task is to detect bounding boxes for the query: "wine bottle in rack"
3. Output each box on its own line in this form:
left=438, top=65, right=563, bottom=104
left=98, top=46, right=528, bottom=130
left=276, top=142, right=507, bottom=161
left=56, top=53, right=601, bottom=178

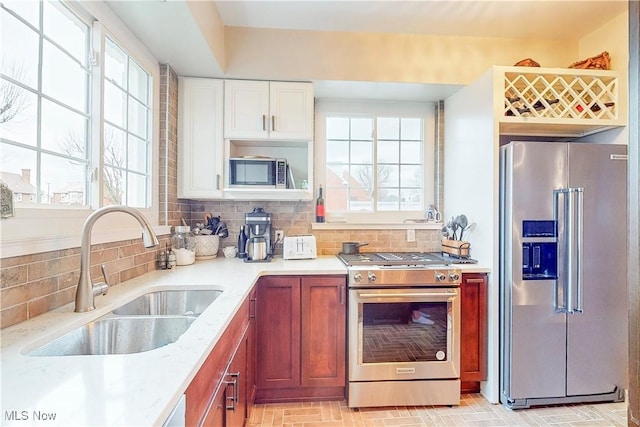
left=505, top=98, right=559, bottom=116
left=576, top=101, right=615, bottom=113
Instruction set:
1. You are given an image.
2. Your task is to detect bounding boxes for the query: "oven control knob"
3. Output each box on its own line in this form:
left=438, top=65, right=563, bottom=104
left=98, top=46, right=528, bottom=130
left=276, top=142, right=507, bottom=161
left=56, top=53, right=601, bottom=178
left=449, top=272, right=460, bottom=281
left=368, top=272, right=377, bottom=282
left=435, top=272, right=447, bottom=282
left=353, top=272, right=363, bottom=282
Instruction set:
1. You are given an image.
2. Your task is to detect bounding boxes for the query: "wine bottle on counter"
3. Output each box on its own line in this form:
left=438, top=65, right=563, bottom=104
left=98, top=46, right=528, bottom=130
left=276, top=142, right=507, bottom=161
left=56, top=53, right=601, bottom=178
left=315, top=185, right=325, bottom=223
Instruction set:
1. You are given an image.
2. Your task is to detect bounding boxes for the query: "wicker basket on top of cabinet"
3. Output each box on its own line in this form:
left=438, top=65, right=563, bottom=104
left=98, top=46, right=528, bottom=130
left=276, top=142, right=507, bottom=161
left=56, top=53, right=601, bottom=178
left=498, top=66, right=625, bottom=137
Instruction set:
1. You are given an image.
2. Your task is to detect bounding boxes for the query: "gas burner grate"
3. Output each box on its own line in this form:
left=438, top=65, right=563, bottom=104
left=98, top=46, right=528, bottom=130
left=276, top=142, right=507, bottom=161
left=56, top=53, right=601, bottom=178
left=337, top=252, right=454, bottom=267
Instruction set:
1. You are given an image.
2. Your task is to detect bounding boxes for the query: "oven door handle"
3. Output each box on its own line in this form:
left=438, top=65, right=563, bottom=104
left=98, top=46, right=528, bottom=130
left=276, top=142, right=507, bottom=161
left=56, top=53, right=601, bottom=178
left=357, top=291, right=457, bottom=300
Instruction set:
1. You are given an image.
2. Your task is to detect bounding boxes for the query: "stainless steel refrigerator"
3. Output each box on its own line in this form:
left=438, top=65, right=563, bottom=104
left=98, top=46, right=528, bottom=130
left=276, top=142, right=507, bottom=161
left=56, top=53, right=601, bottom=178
left=499, top=141, right=628, bottom=409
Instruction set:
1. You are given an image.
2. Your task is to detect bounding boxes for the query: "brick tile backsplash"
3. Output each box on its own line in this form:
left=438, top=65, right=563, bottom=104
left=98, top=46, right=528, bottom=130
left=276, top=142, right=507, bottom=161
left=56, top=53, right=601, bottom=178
left=0, top=236, right=170, bottom=329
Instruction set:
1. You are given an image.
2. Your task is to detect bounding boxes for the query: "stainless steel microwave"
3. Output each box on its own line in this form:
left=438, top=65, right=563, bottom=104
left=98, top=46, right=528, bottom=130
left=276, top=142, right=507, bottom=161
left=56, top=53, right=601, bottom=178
left=229, top=157, right=288, bottom=188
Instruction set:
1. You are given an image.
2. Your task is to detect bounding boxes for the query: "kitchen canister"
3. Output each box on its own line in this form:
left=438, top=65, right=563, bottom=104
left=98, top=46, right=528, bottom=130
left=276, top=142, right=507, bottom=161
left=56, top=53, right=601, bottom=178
left=171, top=226, right=196, bottom=265
left=194, top=235, right=220, bottom=260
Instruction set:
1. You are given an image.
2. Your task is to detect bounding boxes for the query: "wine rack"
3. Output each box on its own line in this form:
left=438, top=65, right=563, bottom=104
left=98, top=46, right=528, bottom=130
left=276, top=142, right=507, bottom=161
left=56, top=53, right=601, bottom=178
left=498, top=66, right=623, bottom=136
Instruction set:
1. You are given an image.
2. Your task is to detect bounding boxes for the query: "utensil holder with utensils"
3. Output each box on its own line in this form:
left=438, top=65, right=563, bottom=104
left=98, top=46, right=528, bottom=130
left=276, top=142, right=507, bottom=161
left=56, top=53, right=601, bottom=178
left=441, top=239, right=471, bottom=258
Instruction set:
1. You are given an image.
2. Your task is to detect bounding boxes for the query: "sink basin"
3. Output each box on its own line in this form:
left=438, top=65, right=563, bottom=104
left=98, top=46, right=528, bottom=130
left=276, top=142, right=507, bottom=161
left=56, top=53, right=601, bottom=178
left=112, top=289, right=223, bottom=316
left=28, top=316, right=196, bottom=357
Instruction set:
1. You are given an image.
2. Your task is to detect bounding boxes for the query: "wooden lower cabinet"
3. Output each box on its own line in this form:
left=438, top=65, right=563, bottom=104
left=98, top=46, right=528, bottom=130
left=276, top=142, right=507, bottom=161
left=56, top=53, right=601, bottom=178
left=186, top=290, right=253, bottom=427
left=255, top=275, right=346, bottom=403
left=460, top=273, right=488, bottom=393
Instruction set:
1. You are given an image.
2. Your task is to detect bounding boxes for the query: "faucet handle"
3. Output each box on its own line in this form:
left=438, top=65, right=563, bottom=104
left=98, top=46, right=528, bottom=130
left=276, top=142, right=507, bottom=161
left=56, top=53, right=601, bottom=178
left=94, top=264, right=110, bottom=296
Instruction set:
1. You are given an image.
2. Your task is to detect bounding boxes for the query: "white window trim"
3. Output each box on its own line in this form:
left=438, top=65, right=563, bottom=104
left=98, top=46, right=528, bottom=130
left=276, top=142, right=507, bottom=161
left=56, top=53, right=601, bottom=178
left=315, top=99, right=436, bottom=225
left=0, top=1, right=165, bottom=259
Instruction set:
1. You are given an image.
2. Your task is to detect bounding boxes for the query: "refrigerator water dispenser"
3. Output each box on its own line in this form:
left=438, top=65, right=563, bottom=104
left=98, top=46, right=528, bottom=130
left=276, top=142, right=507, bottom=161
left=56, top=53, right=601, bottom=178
left=522, top=220, right=557, bottom=280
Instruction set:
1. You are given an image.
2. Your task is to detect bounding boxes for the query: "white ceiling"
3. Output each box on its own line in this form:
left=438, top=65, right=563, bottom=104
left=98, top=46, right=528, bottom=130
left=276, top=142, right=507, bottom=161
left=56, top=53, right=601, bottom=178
left=214, top=0, right=627, bottom=40
left=106, top=0, right=628, bottom=101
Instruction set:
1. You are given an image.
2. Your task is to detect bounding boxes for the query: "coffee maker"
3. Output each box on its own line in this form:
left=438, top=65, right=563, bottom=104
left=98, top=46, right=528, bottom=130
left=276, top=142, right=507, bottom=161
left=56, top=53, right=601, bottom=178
left=244, top=207, right=273, bottom=262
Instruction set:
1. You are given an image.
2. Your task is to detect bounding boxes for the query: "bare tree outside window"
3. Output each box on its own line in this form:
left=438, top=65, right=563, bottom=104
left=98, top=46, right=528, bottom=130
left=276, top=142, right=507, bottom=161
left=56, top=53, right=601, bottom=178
left=0, top=63, right=28, bottom=125
left=60, top=129, right=124, bottom=205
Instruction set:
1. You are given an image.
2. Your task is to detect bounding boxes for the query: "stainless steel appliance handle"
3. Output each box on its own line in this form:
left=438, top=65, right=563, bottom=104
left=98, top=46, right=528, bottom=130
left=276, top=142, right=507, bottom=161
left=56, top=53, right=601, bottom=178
left=358, top=291, right=457, bottom=299
left=566, top=188, right=575, bottom=314
left=574, top=188, right=584, bottom=313
left=553, top=189, right=568, bottom=313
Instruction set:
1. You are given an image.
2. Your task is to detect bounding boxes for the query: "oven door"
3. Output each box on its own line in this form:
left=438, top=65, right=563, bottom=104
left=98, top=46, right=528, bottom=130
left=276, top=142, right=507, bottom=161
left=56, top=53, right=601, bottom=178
left=349, top=287, right=460, bottom=382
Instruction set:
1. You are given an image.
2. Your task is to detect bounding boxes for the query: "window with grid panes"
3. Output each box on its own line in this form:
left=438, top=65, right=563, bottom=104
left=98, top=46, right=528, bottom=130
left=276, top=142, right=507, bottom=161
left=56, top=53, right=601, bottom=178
left=317, top=100, right=435, bottom=222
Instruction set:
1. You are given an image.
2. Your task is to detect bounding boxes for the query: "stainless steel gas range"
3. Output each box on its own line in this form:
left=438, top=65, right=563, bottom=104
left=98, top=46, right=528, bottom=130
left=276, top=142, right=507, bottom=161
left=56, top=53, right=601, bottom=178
left=337, top=252, right=470, bottom=408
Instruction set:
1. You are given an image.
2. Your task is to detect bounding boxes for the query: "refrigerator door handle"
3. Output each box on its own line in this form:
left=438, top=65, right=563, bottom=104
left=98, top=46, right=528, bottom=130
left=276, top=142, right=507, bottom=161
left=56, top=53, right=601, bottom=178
left=565, top=188, right=576, bottom=314
left=553, top=188, right=569, bottom=313
left=574, top=187, right=584, bottom=313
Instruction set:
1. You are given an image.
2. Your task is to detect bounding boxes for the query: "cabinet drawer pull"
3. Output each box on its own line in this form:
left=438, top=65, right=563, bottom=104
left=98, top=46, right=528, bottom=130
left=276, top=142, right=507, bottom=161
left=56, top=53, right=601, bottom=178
left=225, top=372, right=240, bottom=410
left=465, top=278, right=485, bottom=284
left=262, top=114, right=266, bottom=131
left=249, top=296, right=257, bottom=319
left=216, top=174, right=220, bottom=190
left=271, top=115, right=275, bottom=132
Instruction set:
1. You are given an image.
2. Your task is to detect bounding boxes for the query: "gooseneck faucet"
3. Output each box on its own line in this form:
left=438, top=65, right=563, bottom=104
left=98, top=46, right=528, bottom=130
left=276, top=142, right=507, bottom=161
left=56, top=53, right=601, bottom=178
left=75, top=206, right=159, bottom=312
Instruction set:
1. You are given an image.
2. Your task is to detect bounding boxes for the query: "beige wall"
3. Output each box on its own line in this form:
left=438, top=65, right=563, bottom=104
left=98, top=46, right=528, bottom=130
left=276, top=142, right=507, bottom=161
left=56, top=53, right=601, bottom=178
left=224, top=26, right=578, bottom=84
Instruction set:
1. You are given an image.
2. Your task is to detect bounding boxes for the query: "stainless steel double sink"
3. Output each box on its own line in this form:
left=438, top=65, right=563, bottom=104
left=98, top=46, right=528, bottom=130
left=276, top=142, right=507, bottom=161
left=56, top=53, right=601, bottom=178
left=28, top=289, right=223, bottom=357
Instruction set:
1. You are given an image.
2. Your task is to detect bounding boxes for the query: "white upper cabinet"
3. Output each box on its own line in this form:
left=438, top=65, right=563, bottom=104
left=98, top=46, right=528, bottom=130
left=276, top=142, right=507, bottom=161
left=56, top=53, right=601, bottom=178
left=224, top=80, right=314, bottom=141
left=178, top=77, right=224, bottom=199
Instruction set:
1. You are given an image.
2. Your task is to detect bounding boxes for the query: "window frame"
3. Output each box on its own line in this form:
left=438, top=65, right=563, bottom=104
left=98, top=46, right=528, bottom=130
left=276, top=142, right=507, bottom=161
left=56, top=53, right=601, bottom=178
left=315, top=99, right=436, bottom=224
left=0, top=1, right=164, bottom=259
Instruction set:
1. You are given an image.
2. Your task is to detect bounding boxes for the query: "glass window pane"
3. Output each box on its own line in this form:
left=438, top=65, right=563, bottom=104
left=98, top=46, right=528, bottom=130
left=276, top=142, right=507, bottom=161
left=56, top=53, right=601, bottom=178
left=105, top=38, right=127, bottom=88
left=378, top=117, right=399, bottom=140
left=0, top=80, right=38, bottom=146
left=128, top=135, right=148, bottom=174
left=351, top=140, right=372, bottom=163
left=126, top=172, right=147, bottom=208
left=0, top=144, right=38, bottom=204
left=378, top=140, right=399, bottom=163
left=41, top=99, right=87, bottom=156
left=378, top=164, right=399, bottom=187
left=103, top=166, right=124, bottom=205
left=42, top=40, right=87, bottom=111
left=2, top=1, right=40, bottom=28
left=128, top=96, right=148, bottom=139
left=104, top=80, right=126, bottom=128
left=104, top=124, right=126, bottom=169
left=401, top=164, right=422, bottom=188
left=400, top=188, right=422, bottom=211
left=326, top=117, right=349, bottom=140
left=40, top=152, right=87, bottom=205
left=43, top=0, right=88, bottom=65
left=401, top=140, right=422, bottom=164
left=1, top=9, right=39, bottom=89
left=326, top=139, right=349, bottom=163
left=401, top=118, right=422, bottom=140
left=350, top=118, right=372, bottom=140
left=376, top=188, right=399, bottom=211
left=128, top=59, right=148, bottom=103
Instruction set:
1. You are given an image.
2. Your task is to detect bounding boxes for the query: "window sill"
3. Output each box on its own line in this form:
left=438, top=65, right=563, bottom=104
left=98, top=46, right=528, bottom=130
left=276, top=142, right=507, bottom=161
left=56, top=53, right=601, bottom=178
left=311, top=221, right=443, bottom=230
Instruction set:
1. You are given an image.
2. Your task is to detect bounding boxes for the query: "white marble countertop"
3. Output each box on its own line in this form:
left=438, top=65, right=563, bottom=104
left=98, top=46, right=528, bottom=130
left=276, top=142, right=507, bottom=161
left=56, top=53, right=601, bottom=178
left=0, top=255, right=490, bottom=426
left=0, top=256, right=346, bottom=426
